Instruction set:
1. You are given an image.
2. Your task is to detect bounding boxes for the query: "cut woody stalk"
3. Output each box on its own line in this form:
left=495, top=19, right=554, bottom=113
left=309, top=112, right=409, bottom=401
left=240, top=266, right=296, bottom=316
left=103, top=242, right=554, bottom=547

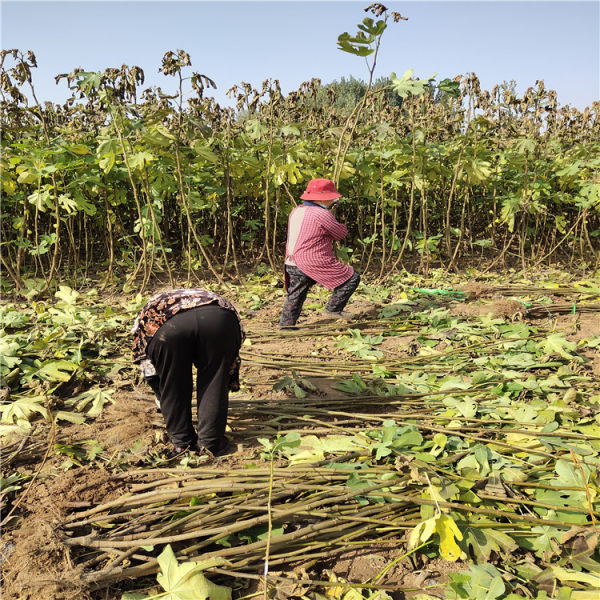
left=262, top=445, right=275, bottom=599
left=61, top=433, right=598, bottom=591
left=65, top=460, right=594, bottom=552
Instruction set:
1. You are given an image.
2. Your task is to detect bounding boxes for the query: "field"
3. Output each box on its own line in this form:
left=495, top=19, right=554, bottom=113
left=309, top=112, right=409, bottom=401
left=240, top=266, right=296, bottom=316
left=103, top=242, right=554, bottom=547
left=2, top=4, right=600, bottom=598
left=1, top=268, right=600, bottom=600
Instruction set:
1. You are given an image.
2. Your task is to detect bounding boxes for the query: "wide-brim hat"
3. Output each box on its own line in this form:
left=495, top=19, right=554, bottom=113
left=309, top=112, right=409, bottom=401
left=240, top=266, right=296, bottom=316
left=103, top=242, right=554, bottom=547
left=300, top=178, right=342, bottom=201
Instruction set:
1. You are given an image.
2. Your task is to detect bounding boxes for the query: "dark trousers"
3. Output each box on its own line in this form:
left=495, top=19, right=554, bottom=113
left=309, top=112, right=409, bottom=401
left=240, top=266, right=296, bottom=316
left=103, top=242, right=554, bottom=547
left=146, top=304, right=241, bottom=451
left=279, top=265, right=360, bottom=326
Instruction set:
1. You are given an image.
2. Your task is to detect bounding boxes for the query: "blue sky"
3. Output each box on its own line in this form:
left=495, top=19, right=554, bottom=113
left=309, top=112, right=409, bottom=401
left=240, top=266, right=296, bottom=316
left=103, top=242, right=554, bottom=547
left=2, top=1, right=598, bottom=110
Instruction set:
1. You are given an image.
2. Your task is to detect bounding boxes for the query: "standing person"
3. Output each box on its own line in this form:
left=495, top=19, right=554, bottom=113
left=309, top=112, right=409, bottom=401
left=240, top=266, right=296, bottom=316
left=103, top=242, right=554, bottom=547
left=279, top=178, right=360, bottom=328
left=131, top=288, right=244, bottom=458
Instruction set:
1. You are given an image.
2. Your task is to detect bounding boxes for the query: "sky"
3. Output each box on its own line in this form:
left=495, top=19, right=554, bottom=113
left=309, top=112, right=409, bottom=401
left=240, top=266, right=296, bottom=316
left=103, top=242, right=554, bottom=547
left=1, top=0, right=599, bottom=110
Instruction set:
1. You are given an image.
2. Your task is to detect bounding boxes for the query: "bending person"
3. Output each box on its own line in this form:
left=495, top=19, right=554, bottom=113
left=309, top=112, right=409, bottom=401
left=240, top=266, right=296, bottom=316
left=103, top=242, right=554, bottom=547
left=280, top=178, right=360, bottom=328
left=131, top=288, right=244, bottom=457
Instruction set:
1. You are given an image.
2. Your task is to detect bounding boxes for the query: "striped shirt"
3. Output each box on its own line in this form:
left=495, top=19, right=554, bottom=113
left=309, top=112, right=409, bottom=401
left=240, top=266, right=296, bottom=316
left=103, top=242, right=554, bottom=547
left=284, top=203, right=354, bottom=290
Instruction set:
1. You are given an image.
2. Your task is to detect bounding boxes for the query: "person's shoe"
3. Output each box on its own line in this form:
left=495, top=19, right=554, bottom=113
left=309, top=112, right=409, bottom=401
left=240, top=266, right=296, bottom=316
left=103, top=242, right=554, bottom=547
left=198, top=436, right=232, bottom=458
left=323, top=309, right=354, bottom=321
left=162, top=444, right=193, bottom=460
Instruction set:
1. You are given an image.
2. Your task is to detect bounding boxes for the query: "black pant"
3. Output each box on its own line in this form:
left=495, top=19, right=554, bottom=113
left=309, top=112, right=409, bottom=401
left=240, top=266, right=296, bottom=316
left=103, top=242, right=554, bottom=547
left=146, top=304, right=241, bottom=451
left=279, top=265, right=360, bottom=326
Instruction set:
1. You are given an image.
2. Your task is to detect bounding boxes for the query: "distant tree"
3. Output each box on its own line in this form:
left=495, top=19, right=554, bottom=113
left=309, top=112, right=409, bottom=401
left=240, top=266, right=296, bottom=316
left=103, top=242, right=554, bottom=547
left=314, top=75, right=404, bottom=112
left=314, top=75, right=367, bottom=112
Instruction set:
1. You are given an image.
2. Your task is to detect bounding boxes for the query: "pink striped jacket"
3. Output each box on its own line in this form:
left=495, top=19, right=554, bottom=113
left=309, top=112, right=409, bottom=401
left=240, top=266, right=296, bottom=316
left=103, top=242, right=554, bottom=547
left=284, top=203, right=354, bottom=290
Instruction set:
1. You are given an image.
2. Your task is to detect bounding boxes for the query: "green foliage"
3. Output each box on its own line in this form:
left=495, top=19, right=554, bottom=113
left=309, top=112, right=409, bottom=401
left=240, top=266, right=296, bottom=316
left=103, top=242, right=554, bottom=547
left=1, top=395, right=49, bottom=427
left=273, top=373, right=317, bottom=398
left=0, top=291, right=129, bottom=432
left=122, top=544, right=231, bottom=600
left=367, top=420, right=423, bottom=460
left=446, top=564, right=506, bottom=600
left=257, top=432, right=302, bottom=459
left=541, top=334, right=578, bottom=360
left=337, top=17, right=386, bottom=57
left=66, top=388, right=115, bottom=417
left=2, top=39, right=598, bottom=287
left=332, top=373, right=370, bottom=395
left=0, top=472, right=26, bottom=496
left=336, top=329, right=384, bottom=360
left=2, top=22, right=600, bottom=598
left=458, top=518, right=519, bottom=561
left=315, top=75, right=408, bottom=112
left=390, top=69, right=437, bottom=98
left=54, top=439, right=104, bottom=469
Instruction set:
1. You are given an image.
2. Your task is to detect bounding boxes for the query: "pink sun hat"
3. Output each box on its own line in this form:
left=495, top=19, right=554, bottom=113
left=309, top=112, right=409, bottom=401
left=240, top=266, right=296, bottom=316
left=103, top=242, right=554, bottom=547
left=300, top=178, right=342, bottom=201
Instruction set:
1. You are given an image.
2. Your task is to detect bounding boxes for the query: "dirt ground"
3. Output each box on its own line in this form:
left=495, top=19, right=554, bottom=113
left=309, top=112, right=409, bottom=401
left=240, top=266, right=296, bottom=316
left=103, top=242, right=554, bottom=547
left=1, top=286, right=599, bottom=600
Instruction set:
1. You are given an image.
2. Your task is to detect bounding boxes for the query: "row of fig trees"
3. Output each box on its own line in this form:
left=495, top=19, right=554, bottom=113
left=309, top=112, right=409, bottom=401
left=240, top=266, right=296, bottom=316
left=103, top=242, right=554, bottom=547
left=1, top=4, right=599, bottom=293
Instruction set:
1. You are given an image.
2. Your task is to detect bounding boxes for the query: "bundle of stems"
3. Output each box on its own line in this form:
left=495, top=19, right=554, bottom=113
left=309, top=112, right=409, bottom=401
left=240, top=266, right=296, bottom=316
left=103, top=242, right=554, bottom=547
left=58, top=398, right=599, bottom=593
left=244, top=316, right=416, bottom=339
left=228, top=398, right=599, bottom=444
left=241, top=332, right=550, bottom=377
left=526, top=302, right=600, bottom=318
left=60, top=466, right=593, bottom=591
left=465, top=284, right=599, bottom=298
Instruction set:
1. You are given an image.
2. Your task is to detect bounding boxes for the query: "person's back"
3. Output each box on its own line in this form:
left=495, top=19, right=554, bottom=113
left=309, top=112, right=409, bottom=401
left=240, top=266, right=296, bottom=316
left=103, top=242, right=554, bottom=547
left=279, top=179, right=360, bottom=327
left=131, top=288, right=244, bottom=458
left=285, top=203, right=353, bottom=289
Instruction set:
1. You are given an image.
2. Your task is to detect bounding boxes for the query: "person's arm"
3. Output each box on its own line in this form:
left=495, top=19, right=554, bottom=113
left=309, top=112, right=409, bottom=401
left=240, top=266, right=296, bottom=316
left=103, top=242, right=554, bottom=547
left=321, top=210, right=348, bottom=241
